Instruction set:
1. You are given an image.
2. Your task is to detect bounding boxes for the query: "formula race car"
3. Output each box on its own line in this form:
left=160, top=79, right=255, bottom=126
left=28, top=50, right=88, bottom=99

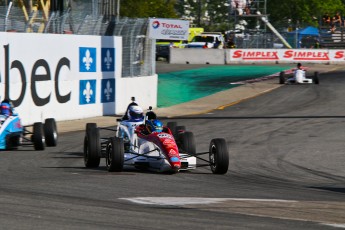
left=0, top=114, right=58, bottom=150
left=279, top=65, right=319, bottom=85
left=83, top=106, right=229, bottom=174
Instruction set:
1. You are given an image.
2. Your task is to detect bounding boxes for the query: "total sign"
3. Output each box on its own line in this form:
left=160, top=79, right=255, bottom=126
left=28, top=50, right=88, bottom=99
left=148, top=18, right=189, bottom=40
left=0, top=32, right=122, bottom=125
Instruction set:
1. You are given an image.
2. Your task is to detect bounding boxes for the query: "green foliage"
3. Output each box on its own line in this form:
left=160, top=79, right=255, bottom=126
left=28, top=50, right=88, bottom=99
left=267, top=0, right=345, bottom=28
left=206, top=0, right=230, bottom=27
left=121, top=0, right=178, bottom=18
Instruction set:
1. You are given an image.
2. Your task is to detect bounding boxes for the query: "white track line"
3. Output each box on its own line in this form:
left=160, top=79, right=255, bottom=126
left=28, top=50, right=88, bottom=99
left=322, top=224, right=345, bottom=229
left=119, top=197, right=296, bottom=206
left=120, top=197, right=345, bottom=228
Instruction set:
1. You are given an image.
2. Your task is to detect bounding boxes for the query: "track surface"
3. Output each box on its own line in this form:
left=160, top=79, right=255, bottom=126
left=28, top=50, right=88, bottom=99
left=1, top=71, right=345, bottom=229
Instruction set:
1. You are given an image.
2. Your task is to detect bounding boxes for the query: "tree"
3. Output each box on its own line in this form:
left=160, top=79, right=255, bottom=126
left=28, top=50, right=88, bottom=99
left=267, top=0, right=345, bottom=28
left=121, top=0, right=178, bottom=18
left=205, top=0, right=231, bottom=31
left=175, top=0, right=230, bottom=30
left=175, top=0, right=204, bottom=26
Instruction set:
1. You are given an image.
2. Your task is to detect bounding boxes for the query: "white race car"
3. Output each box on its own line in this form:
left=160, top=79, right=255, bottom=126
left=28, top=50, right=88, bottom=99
left=83, top=104, right=229, bottom=174
left=279, top=67, right=319, bottom=84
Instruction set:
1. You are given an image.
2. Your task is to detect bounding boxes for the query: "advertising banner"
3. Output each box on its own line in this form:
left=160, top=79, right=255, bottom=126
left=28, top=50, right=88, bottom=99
left=227, top=49, right=335, bottom=63
left=148, top=18, right=189, bottom=40
left=0, top=32, right=123, bottom=124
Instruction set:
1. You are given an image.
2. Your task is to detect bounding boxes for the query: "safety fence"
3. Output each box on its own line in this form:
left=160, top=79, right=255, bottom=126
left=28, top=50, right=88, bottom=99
left=0, top=2, right=154, bottom=78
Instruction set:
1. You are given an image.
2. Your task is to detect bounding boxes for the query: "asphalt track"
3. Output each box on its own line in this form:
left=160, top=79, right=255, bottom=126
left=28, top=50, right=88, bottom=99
left=1, top=63, right=345, bottom=229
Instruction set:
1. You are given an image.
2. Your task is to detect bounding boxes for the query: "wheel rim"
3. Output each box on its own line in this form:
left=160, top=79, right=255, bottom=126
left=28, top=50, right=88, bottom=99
left=210, top=144, right=216, bottom=170
left=53, top=131, right=58, bottom=140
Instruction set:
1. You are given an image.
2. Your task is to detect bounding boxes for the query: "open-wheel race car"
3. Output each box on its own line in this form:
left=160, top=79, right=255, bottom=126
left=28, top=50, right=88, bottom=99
left=0, top=114, right=58, bottom=150
left=279, top=64, right=319, bottom=85
left=83, top=105, right=229, bottom=174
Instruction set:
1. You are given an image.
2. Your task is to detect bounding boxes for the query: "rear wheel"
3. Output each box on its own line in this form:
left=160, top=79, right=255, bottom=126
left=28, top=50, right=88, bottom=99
left=279, top=71, right=285, bottom=84
left=176, top=125, right=186, bottom=133
left=313, top=71, right=319, bottom=84
left=167, top=122, right=177, bottom=138
left=106, top=137, right=124, bottom=172
left=44, top=118, right=58, bottom=147
left=178, top=131, right=196, bottom=155
left=209, top=138, right=229, bottom=174
left=33, top=122, right=45, bottom=150
left=84, top=126, right=101, bottom=168
left=6, top=134, right=20, bottom=150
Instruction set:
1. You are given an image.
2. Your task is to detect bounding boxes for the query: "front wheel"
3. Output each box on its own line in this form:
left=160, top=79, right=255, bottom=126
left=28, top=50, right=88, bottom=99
left=44, top=118, right=58, bottom=147
left=84, top=126, right=101, bottom=168
left=106, top=137, right=124, bottom=172
left=33, top=122, right=45, bottom=150
left=313, top=71, right=319, bottom=84
left=209, top=138, right=229, bottom=174
left=279, top=71, right=285, bottom=84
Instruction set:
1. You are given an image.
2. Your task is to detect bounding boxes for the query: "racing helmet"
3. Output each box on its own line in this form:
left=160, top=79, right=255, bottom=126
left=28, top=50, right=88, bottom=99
left=146, top=119, right=163, bottom=133
left=127, top=105, right=144, bottom=121
left=0, top=101, right=11, bottom=116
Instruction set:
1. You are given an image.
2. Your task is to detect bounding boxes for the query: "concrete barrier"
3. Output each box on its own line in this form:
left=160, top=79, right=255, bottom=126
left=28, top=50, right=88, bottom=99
left=170, top=48, right=345, bottom=65
left=170, top=48, right=225, bottom=64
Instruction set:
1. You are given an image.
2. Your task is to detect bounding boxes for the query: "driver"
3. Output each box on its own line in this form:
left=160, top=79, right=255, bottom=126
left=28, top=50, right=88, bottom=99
left=294, top=63, right=306, bottom=83
left=126, top=105, right=144, bottom=122
left=136, top=119, right=163, bottom=136
left=0, top=99, right=12, bottom=116
left=146, top=119, right=163, bottom=133
left=287, top=63, right=305, bottom=84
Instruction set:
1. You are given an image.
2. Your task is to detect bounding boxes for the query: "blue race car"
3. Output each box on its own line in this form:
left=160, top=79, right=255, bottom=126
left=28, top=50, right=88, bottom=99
left=0, top=113, right=58, bottom=150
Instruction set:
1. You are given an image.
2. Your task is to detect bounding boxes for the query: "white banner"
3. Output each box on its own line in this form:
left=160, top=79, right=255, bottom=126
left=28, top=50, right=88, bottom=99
left=0, top=32, right=157, bottom=125
left=148, top=18, right=189, bottom=40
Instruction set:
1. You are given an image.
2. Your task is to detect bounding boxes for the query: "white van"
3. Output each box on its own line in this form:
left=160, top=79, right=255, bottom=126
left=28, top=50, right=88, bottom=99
left=186, top=32, right=224, bottom=49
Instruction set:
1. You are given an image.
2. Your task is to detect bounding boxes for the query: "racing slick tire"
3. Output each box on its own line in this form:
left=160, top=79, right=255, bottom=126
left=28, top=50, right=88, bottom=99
left=33, top=122, right=45, bottom=151
left=176, top=125, right=186, bottom=133
left=106, top=137, right=124, bottom=172
left=313, top=71, right=319, bottom=84
left=167, top=122, right=177, bottom=138
left=178, top=131, right=196, bottom=155
left=209, top=138, right=229, bottom=174
left=279, top=71, right=285, bottom=84
left=44, top=118, right=58, bottom=147
left=84, top=126, right=101, bottom=168
left=174, top=125, right=186, bottom=142
left=86, top=123, right=97, bottom=131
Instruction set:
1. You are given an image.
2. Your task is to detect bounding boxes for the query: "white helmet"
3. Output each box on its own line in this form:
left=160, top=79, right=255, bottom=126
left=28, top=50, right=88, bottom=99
left=127, top=105, right=143, bottom=121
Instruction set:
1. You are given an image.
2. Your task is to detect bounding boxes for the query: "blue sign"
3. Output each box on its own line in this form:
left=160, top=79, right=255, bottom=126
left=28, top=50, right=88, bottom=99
left=101, top=79, right=115, bottom=103
left=79, top=80, right=96, bottom=105
left=101, top=48, right=115, bottom=72
left=79, top=47, right=96, bottom=72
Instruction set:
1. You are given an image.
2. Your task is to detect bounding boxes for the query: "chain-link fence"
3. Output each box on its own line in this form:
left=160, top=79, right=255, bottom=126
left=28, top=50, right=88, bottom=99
left=0, top=1, right=154, bottom=78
